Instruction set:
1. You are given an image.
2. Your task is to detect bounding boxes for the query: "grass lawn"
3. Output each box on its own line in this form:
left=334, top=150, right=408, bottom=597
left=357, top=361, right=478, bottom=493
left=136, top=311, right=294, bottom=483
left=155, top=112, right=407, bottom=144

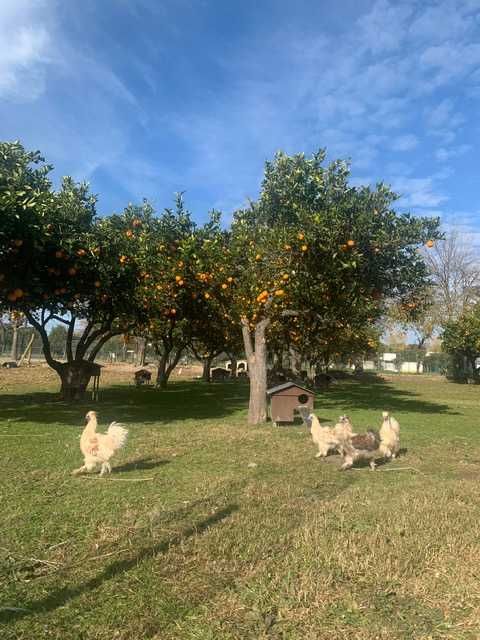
left=1, top=367, right=480, bottom=639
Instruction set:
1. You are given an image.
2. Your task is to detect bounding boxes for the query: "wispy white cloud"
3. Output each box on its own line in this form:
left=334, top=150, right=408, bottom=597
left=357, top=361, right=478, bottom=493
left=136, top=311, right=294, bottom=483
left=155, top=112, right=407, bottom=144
left=0, top=0, right=54, bottom=101
left=390, top=176, right=449, bottom=209
left=357, top=0, right=413, bottom=53
left=391, top=134, right=418, bottom=152
left=435, top=144, right=472, bottom=162
left=1, top=0, right=480, bottom=225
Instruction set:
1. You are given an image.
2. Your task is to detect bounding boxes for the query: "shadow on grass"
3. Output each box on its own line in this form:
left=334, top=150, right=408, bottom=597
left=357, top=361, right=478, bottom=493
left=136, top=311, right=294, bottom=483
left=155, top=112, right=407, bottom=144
left=317, top=373, right=456, bottom=416
left=2, top=504, right=238, bottom=623
left=0, top=380, right=250, bottom=427
left=0, top=373, right=457, bottom=429
left=112, top=457, right=171, bottom=473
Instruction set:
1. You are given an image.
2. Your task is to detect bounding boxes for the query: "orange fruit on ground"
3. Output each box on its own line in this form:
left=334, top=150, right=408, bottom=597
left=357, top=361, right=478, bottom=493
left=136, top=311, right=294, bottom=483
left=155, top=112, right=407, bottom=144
left=175, top=275, right=182, bottom=282
left=94, top=281, right=101, bottom=288
left=222, top=283, right=228, bottom=289
left=301, top=244, right=308, bottom=252
left=347, top=239, right=355, bottom=247
left=204, top=293, right=211, bottom=299
left=119, top=255, right=127, bottom=263
left=255, top=254, right=262, bottom=261
left=275, top=289, right=285, bottom=297
left=178, top=280, right=184, bottom=286
left=170, top=308, right=177, bottom=315
left=227, top=276, right=233, bottom=282
left=298, top=233, right=304, bottom=240
left=426, top=240, right=434, bottom=248
left=282, top=274, right=289, bottom=280
left=284, top=244, right=291, bottom=250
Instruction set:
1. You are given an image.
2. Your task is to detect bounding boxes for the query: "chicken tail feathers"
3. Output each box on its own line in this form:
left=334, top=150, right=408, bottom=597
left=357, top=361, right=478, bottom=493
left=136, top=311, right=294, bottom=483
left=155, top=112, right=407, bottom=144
left=107, top=422, right=128, bottom=450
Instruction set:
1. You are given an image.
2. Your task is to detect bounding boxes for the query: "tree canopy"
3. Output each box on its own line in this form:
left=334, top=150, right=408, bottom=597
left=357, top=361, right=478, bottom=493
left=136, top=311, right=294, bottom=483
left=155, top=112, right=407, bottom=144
left=1, top=142, right=441, bottom=411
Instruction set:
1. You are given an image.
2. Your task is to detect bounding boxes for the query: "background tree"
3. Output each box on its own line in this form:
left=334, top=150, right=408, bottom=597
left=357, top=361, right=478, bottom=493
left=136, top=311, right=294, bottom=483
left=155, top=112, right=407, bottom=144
left=387, top=286, right=439, bottom=372
left=48, top=324, right=68, bottom=358
left=424, top=231, right=480, bottom=321
left=442, top=304, right=480, bottom=380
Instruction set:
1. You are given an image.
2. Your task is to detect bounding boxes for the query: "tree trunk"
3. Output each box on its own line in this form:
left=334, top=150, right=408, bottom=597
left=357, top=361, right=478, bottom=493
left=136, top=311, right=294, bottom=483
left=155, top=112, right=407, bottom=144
left=289, top=345, right=301, bottom=373
left=136, top=338, right=146, bottom=366
left=242, top=318, right=269, bottom=425
left=10, top=322, right=19, bottom=361
left=156, top=353, right=168, bottom=389
left=202, top=357, right=213, bottom=382
left=229, top=355, right=238, bottom=378
left=57, top=361, right=96, bottom=401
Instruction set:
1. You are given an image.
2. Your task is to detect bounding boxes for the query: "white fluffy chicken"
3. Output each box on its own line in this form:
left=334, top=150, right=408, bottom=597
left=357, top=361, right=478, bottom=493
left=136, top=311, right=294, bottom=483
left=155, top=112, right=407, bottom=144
left=378, top=411, right=400, bottom=459
left=309, top=413, right=339, bottom=458
left=72, top=410, right=128, bottom=477
left=298, top=407, right=354, bottom=458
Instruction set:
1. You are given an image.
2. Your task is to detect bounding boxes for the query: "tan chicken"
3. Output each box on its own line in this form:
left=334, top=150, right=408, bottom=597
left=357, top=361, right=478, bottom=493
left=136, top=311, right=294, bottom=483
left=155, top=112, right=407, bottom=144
left=72, top=410, right=128, bottom=477
left=379, top=411, right=400, bottom=459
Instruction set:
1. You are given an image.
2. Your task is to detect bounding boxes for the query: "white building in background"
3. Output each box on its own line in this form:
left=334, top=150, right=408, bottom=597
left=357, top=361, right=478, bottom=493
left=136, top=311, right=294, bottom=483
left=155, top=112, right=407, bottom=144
left=226, top=359, right=248, bottom=373
left=381, top=353, right=397, bottom=372
left=400, top=361, right=423, bottom=374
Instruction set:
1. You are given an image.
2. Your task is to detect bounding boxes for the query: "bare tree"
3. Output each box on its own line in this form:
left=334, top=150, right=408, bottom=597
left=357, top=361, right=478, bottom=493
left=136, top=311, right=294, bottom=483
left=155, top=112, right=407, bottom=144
left=424, top=231, right=480, bottom=321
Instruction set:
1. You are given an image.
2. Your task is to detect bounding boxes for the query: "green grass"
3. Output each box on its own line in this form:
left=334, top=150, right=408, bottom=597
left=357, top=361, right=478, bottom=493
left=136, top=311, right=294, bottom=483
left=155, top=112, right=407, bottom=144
left=1, top=371, right=480, bottom=639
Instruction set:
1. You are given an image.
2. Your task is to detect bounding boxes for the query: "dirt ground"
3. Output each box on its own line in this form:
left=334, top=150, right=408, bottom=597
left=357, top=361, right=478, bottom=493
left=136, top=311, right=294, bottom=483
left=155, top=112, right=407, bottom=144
left=0, top=361, right=204, bottom=393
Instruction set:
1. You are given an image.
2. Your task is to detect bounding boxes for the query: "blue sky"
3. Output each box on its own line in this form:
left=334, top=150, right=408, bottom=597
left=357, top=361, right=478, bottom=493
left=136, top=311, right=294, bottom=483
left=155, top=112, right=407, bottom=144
left=1, top=0, right=480, bottom=240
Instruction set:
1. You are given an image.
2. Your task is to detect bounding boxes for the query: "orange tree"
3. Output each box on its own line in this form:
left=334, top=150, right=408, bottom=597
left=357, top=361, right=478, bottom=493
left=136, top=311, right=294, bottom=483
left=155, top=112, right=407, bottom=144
left=184, top=215, right=243, bottom=381
left=227, top=150, right=441, bottom=424
left=133, top=196, right=241, bottom=387
left=133, top=196, right=201, bottom=388
left=0, top=142, right=150, bottom=399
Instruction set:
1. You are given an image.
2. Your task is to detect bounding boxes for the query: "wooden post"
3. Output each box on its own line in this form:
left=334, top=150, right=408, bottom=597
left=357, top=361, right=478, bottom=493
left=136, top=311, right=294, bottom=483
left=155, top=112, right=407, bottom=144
left=18, top=333, right=35, bottom=367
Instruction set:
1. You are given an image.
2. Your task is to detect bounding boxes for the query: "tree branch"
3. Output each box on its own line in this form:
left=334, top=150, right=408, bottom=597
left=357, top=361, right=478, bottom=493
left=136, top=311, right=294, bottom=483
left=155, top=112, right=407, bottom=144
left=50, top=315, right=71, bottom=326
left=66, top=315, right=75, bottom=363
left=75, top=320, right=94, bottom=359
left=241, top=318, right=254, bottom=360
left=88, top=330, right=119, bottom=362
left=24, top=310, right=59, bottom=371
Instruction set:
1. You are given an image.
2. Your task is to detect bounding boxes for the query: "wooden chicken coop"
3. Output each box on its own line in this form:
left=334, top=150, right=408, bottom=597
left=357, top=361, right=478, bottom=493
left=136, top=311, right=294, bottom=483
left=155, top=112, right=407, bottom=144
left=267, top=382, right=315, bottom=426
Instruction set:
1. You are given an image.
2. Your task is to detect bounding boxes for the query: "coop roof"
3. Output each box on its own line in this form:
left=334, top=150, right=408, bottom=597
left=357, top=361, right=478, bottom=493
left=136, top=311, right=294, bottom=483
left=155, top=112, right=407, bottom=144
left=267, top=381, right=313, bottom=395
